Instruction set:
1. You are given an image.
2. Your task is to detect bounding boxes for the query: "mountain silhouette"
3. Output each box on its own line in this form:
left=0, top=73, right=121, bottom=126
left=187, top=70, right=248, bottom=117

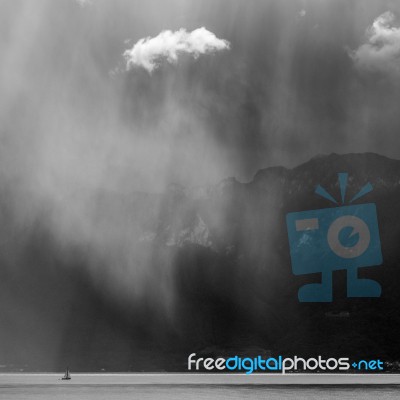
left=1, top=152, right=400, bottom=371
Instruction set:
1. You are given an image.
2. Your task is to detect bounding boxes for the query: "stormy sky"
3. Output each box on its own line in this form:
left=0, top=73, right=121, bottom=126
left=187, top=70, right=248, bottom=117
left=2, top=0, right=400, bottom=370
left=1, top=0, right=400, bottom=197
left=2, top=0, right=400, bottom=302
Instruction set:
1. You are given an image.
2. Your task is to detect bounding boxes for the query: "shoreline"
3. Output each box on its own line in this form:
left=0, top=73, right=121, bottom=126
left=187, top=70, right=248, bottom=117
left=0, top=373, right=400, bottom=385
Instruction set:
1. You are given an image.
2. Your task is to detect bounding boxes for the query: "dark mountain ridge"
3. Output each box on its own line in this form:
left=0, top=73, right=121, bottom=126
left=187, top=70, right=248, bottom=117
left=1, top=152, right=400, bottom=371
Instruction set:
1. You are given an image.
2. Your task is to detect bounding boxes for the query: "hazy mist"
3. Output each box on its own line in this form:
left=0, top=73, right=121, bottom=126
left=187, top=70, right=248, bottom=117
left=1, top=0, right=400, bottom=370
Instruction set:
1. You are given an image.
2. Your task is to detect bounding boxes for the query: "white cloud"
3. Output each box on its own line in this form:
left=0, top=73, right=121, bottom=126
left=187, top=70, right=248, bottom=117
left=123, top=27, right=230, bottom=73
left=350, top=11, right=400, bottom=76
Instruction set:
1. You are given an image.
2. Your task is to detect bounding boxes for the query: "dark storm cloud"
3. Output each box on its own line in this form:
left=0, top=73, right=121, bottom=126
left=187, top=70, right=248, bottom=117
left=1, top=0, right=400, bottom=370
left=1, top=0, right=400, bottom=348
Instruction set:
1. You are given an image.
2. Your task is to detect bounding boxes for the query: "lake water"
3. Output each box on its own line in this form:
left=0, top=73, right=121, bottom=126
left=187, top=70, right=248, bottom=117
left=0, top=374, right=399, bottom=399
left=0, top=385, right=399, bottom=399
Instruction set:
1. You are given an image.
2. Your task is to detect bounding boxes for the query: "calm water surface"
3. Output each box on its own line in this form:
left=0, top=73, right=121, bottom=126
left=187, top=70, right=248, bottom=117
left=0, top=385, right=399, bottom=399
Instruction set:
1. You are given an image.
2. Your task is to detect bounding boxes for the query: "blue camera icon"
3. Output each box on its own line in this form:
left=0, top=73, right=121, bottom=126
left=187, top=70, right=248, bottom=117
left=286, top=203, right=382, bottom=302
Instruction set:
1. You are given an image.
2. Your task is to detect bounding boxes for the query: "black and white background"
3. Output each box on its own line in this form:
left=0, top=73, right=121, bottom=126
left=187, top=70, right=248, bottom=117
left=1, top=0, right=400, bottom=372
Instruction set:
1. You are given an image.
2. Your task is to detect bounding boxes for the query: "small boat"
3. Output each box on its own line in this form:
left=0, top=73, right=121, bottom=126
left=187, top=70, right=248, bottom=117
left=61, top=367, right=71, bottom=380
